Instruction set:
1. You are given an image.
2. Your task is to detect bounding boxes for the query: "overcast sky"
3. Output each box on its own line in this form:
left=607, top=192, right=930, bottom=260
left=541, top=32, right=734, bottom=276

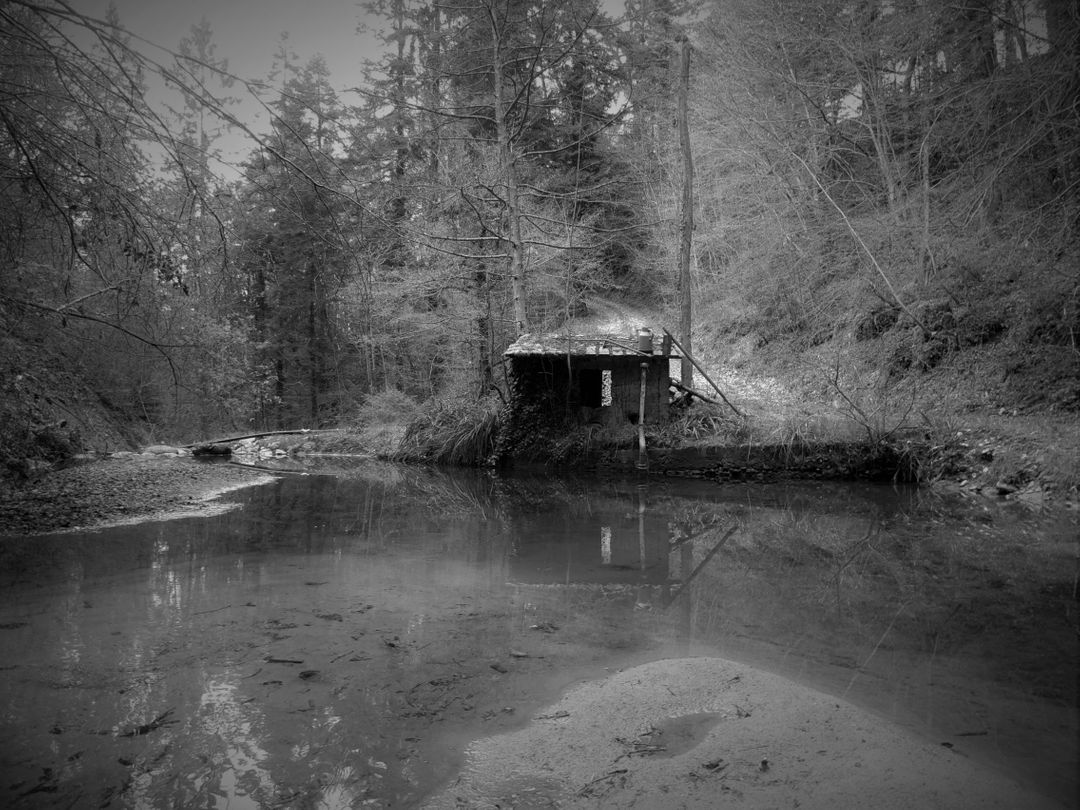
left=76, top=0, right=386, bottom=173
left=73, top=0, right=629, bottom=176
left=82, top=0, right=383, bottom=84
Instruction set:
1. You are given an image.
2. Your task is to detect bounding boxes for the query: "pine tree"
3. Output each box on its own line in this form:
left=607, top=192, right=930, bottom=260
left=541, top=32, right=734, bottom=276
left=237, top=54, right=353, bottom=427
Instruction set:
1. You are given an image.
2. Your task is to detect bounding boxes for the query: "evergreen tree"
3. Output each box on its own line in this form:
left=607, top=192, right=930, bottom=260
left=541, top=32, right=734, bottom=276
left=236, top=54, right=355, bottom=427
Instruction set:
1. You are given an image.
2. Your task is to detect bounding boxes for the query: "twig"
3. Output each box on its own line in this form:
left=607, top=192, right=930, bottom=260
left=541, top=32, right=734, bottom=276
left=614, top=744, right=666, bottom=762
left=577, top=768, right=628, bottom=796
left=535, top=710, right=571, bottom=720
left=194, top=604, right=231, bottom=615
left=118, top=708, right=176, bottom=737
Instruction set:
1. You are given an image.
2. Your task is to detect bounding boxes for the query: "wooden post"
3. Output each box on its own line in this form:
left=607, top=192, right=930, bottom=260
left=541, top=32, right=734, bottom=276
left=637, top=361, right=648, bottom=469
left=676, top=35, right=694, bottom=388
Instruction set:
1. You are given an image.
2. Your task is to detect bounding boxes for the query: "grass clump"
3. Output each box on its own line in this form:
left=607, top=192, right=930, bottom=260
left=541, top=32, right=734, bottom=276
left=646, top=403, right=750, bottom=447
left=393, top=397, right=502, bottom=466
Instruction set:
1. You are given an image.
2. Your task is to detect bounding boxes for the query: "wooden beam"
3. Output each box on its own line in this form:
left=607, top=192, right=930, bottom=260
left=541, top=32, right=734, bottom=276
left=662, top=330, right=743, bottom=417
left=670, top=378, right=719, bottom=407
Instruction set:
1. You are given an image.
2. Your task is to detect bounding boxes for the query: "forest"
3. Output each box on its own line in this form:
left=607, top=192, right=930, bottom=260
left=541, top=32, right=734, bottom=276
left=1, top=0, right=1077, bottom=472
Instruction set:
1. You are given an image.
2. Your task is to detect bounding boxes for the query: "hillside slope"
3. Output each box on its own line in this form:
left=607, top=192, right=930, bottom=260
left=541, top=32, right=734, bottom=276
left=558, top=293, right=1079, bottom=503
left=0, top=333, right=136, bottom=480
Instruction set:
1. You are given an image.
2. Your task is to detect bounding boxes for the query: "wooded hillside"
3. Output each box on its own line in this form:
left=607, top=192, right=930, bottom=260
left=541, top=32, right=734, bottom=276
left=1, top=0, right=1077, bottom=474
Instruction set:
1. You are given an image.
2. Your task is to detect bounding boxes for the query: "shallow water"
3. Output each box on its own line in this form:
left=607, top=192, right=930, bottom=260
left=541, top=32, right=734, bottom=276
left=0, top=464, right=1076, bottom=808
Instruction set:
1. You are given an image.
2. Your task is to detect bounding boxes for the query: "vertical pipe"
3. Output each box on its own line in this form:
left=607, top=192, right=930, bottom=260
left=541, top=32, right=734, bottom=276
left=637, top=486, right=647, bottom=569
left=637, top=361, right=648, bottom=469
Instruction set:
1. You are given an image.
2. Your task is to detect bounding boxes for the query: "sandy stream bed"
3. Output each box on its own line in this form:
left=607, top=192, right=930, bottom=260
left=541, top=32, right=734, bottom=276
left=0, top=456, right=1070, bottom=809
left=424, top=657, right=1060, bottom=809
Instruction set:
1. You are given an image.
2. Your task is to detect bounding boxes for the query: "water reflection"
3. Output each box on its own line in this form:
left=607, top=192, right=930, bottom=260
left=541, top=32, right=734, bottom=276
left=0, top=467, right=1076, bottom=808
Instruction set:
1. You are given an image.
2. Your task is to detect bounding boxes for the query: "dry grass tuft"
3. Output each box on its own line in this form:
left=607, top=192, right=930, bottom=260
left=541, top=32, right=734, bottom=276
left=393, top=398, right=502, bottom=466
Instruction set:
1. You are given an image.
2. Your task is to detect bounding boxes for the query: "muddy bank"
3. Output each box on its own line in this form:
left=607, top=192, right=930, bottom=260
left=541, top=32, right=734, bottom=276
left=427, top=657, right=1064, bottom=810
left=0, top=454, right=274, bottom=536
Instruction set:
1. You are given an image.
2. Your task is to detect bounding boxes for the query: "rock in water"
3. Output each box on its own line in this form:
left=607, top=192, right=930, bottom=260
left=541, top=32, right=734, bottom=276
left=142, top=445, right=181, bottom=455
left=192, top=443, right=233, bottom=457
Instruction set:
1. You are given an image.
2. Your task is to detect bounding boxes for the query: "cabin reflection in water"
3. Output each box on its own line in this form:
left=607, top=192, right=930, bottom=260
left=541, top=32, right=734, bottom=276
left=505, top=491, right=693, bottom=592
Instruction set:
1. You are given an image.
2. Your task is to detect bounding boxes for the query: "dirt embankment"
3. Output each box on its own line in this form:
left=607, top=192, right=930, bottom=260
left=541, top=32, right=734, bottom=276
left=0, top=454, right=274, bottom=536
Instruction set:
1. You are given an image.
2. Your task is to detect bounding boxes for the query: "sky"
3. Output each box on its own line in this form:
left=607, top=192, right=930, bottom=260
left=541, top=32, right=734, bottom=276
left=73, top=0, right=629, bottom=177
left=77, top=0, right=388, bottom=173
left=82, top=0, right=384, bottom=80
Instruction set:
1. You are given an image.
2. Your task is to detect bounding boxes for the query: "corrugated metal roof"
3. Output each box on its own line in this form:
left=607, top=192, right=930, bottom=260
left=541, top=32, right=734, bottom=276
left=504, top=332, right=674, bottom=357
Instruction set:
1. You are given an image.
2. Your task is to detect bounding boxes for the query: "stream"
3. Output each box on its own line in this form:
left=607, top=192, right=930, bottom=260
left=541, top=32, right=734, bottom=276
left=0, top=463, right=1076, bottom=808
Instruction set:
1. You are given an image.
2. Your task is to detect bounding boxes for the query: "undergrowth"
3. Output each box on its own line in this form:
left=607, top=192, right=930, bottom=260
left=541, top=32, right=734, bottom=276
left=393, top=398, right=502, bottom=466
left=646, top=403, right=749, bottom=446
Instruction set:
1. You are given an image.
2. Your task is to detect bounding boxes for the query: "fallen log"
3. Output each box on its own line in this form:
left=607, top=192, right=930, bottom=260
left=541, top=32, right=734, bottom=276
left=180, top=428, right=343, bottom=450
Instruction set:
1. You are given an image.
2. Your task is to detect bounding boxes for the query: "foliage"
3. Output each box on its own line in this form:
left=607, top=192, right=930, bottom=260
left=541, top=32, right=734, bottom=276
left=686, top=0, right=1078, bottom=379
left=233, top=53, right=358, bottom=428
left=0, top=4, right=264, bottom=449
left=357, top=389, right=424, bottom=427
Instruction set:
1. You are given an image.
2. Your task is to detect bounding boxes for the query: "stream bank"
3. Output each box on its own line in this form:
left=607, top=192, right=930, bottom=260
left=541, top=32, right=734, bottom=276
left=0, top=454, right=274, bottom=536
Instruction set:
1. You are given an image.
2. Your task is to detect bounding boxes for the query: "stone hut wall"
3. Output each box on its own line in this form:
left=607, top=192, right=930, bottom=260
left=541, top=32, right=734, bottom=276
left=495, top=354, right=671, bottom=463
left=504, top=355, right=669, bottom=427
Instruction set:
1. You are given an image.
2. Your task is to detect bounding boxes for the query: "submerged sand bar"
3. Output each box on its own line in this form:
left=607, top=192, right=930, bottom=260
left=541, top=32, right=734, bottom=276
left=426, top=657, right=1064, bottom=809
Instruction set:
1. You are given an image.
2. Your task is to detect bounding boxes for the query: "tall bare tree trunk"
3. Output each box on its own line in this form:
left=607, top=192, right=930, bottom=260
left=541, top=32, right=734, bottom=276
left=308, top=259, right=319, bottom=423
left=677, top=36, right=694, bottom=387
left=490, top=9, right=528, bottom=337
left=505, top=146, right=528, bottom=337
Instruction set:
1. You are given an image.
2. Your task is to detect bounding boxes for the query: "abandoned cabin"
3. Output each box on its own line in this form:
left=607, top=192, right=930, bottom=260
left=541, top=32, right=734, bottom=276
left=503, top=329, right=678, bottom=428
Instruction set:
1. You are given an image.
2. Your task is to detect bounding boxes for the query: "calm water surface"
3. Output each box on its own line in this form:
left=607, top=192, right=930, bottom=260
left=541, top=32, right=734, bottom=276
left=0, top=463, right=1076, bottom=808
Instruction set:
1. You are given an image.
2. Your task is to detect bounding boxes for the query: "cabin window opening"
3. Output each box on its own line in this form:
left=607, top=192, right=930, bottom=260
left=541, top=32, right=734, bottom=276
left=579, top=368, right=602, bottom=407
left=601, top=369, right=612, bottom=406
